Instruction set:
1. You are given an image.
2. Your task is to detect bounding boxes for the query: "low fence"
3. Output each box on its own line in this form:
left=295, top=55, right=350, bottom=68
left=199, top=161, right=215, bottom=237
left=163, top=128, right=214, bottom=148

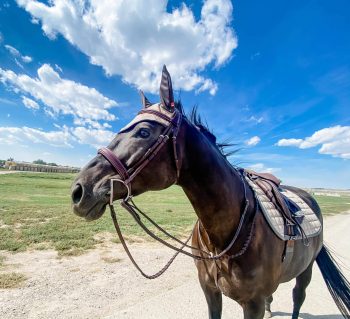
left=4, top=161, right=80, bottom=173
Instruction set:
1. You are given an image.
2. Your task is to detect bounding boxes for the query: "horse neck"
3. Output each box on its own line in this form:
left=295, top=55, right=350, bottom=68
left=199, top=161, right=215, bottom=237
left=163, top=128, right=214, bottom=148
left=178, top=121, right=246, bottom=249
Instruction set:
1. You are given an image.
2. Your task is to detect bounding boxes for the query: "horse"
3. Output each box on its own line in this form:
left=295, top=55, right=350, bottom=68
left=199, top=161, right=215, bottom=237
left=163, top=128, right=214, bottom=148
left=71, top=66, right=350, bottom=319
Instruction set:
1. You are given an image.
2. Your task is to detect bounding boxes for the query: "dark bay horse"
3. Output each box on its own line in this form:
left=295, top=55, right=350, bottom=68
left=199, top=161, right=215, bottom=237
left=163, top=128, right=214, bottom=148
left=71, top=66, right=350, bottom=319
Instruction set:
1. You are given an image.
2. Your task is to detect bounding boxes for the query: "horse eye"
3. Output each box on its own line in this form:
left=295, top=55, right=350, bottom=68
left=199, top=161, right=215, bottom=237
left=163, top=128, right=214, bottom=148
left=138, top=128, right=150, bottom=138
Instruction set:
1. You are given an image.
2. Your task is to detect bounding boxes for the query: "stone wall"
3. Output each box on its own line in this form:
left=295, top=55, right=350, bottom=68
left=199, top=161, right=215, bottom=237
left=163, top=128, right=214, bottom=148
left=4, top=161, right=80, bottom=173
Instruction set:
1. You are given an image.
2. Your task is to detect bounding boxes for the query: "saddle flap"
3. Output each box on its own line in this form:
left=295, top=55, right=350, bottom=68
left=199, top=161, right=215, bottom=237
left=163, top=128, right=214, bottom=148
left=245, top=169, right=281, bottom=187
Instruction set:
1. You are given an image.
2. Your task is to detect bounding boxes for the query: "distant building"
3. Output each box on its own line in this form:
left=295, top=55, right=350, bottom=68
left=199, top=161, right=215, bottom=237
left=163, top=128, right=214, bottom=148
left=4, top=161, right=80, bottom=173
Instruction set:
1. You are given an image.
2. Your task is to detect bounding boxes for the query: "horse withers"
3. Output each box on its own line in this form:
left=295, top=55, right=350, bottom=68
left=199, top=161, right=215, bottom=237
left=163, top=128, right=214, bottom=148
left=71, top=66, right=350, bottom=319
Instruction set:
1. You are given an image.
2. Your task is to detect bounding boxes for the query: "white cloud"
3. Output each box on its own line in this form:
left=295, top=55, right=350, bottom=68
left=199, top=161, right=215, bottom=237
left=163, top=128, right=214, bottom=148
left=54, top=64, right=62, bottom=73
left=247, top=115, right=264, bottom=124
left=73, top=118, right=113, bottom=130
left=4, top=44, right=20, bottom=56
left=246, top=163, right=280, bottom=174
left=0, top=64, right=117, bottom=122
left=16, top=0, right=237, bottom=95
left=0, top=126, right=72, bottom=147
left=0, top=125, right=115, bottom=149
left=71, top=126, right=114, bottom=149
left=4, top=44, right=33, bottom=63
left=276, top=138, right=303, bottom=147
left=22, top=96, right=39, bottom=109
left=250, top=52, right=261, bottom=60
left=276, top=125, right=350, bottom=159
left=196, top=79, right=218, bottom=96
left=14, top=58, right=24, bottom=69
left=22, top=55, right=32, bottom=63
left=0, top=97, right=16, bottom=105
left=246, top=135, right=261, bottom=146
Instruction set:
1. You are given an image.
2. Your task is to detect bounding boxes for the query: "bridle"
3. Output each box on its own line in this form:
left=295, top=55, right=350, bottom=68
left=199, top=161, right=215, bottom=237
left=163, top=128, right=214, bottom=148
left=98, top=108, right=183, bottom=202
left=98, top=107, right=257, bottom=279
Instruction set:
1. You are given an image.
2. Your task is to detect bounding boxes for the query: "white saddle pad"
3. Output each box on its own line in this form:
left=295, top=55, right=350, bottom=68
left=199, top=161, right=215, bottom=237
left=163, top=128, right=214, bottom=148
left=245, top=176, right=322, bottom=241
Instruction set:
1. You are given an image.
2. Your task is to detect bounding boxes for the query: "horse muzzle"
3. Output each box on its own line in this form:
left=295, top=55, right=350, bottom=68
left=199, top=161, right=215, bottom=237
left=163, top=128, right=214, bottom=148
left=71, top=181, right=108, bottom=220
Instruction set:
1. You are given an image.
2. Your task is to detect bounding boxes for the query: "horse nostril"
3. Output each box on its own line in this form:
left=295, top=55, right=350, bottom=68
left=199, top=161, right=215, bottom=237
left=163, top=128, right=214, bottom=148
left=72, top=183, right=84, bottom=204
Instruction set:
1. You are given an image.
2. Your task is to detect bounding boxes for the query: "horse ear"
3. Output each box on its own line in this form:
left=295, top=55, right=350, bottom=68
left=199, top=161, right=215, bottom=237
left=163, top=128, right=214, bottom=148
left=139, top=90, right=152, bottom=108
left=159, top=65, right=175, bottom=112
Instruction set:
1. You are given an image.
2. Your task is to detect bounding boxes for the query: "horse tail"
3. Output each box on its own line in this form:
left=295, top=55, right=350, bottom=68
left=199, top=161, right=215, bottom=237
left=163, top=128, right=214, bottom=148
left=316, top=245, right=350, bottom=318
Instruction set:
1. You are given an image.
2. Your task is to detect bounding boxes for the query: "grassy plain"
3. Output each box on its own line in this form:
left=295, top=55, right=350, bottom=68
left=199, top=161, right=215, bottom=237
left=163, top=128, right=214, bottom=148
left=0, top=173, right=195, bottom=255
left=313, top=194, right=350, bottom=215
left=0, top=173, right=349, bottom=254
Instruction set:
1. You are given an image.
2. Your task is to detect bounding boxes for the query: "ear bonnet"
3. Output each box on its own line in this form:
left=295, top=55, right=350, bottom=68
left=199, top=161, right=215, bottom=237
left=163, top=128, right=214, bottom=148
left=119, top=65, right=177, bottom=132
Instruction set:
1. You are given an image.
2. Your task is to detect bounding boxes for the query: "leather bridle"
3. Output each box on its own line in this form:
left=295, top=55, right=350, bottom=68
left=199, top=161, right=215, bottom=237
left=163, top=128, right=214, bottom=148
left=98, top=108, right=183, bottom=203
left=97, top=107, right=256, bottom=279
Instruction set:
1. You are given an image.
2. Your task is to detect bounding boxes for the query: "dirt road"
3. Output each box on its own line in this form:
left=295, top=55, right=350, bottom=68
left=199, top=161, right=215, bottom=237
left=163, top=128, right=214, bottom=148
left=0, top=171, right=21, bottom=174
left=1, top=213, right=349, bottom=319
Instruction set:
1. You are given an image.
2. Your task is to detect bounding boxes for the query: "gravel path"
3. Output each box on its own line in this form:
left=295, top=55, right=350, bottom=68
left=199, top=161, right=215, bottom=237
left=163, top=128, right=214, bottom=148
left=0, top=171, right=21, bottom=174
left=0, top=213, right=349, bottom=319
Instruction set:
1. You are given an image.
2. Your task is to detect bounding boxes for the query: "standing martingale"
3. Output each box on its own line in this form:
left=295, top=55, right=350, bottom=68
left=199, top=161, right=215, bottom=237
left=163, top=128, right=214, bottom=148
left=71, top=66, right=350, bottom=319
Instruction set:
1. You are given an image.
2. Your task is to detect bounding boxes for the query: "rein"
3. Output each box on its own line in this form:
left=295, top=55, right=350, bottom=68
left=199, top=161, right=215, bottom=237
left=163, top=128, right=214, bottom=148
left=98, top=108, right=256, bottom=279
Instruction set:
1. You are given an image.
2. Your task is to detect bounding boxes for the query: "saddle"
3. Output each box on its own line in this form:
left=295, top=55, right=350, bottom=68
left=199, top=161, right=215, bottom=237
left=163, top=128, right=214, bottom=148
left=245, top=170, right=297, bottom=236
left=244, top=169, right=322, bottom=241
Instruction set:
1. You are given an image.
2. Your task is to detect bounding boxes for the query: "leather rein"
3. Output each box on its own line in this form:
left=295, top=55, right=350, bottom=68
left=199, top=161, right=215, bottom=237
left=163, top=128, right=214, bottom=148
left=98, top=108, right=256, bottom=279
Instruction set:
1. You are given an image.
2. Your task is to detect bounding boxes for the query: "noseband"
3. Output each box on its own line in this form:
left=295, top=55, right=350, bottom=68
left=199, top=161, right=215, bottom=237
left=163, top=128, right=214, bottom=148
left=98, top=108, right=182, bottom=202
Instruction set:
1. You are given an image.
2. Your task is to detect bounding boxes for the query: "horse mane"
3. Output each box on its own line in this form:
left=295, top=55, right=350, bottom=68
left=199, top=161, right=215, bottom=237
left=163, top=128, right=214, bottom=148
left=175, top=101, right=237, bottom=159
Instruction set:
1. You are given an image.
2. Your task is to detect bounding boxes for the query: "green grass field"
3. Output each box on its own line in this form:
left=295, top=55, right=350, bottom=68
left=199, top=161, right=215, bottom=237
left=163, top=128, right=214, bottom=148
left=0, top=173, right=196, bottom=255
left=313, top=194, right=350, bottom=215
left=0, top=173, right=349, bottom=255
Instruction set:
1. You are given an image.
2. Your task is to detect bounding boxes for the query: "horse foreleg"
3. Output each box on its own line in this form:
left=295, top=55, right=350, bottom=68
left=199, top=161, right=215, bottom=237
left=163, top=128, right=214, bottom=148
left=292, top=262, right=313, bottom=319
left=243, top=297, right=265, bottom=319
left=200, top=281, right=222, bottom=319
left=264, top=295, right=273, bottom=318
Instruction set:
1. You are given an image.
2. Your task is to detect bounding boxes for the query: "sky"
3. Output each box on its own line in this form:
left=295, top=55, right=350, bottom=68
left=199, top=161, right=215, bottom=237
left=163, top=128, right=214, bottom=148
left=0, top=0, right=349, bottom=189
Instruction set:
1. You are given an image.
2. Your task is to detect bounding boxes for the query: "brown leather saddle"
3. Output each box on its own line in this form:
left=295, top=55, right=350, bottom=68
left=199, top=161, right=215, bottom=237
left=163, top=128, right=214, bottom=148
left=244, top=169, right=300, bottom=237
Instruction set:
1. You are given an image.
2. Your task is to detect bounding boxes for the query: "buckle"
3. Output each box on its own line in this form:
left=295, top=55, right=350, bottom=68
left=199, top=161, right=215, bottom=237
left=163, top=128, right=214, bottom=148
left=158, top=135, right=169, bottom=142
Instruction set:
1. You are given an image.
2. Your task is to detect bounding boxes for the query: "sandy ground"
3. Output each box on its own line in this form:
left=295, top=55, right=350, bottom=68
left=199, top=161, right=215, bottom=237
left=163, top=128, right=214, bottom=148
left=0, top=171, right=23, bottom=174
left=0, top=171, right=44, bottom=175
left=0, top=213, right=349, bottom=319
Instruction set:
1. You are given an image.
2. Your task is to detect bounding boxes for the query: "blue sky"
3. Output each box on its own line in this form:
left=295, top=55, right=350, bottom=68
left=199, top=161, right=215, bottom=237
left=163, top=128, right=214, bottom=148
left=0, top=0, right=349, bottom=189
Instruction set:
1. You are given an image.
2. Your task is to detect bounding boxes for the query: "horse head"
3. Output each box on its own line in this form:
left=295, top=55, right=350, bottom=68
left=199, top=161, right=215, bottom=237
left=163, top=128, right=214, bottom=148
left=71, top=66, right=184, bottom=220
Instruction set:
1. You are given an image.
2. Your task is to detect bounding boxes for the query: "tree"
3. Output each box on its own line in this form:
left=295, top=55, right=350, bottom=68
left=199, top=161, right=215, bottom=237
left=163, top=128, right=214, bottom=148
left=7, top=157, right=14, bottom=162
left=33, top=159, right=47, bottom=165
left=47, top=162, right=58, bottom=166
